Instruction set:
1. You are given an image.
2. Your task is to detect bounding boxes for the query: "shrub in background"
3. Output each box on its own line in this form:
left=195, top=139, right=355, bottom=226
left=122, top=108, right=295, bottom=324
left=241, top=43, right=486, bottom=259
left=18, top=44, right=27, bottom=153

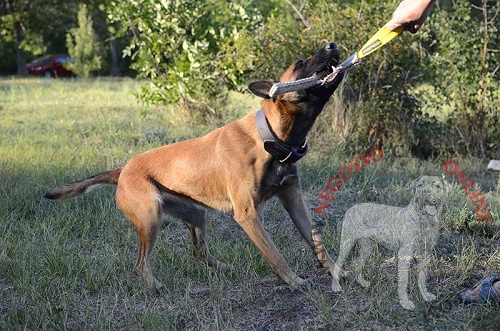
left=109, top=0, right=498, bottom=159
left=250, top=0, right=427, bottom=156
left=66, top=4, right=102, bottom=78
left=109, top=0, right=263, bottom=118
left=421, top=0, right=500, bottom=158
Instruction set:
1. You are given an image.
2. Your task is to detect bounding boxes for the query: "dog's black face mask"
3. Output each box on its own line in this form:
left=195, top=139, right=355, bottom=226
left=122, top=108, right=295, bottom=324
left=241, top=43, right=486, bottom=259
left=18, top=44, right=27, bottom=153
left=248, top=42, right=343, bottom=103
left=294, top=42, right=343, bottom=98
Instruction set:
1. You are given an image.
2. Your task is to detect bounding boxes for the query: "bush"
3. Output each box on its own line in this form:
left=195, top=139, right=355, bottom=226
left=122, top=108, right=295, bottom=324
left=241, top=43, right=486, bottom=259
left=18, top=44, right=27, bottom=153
left=249, top=0, right=427, bottom=156
left=66, top=4, right=102, bottom=78
left=420, top=0, right=500, bottom=158
left=109, top=0, right=499, bottom=159
left=109, top=0, right=263, bottom=117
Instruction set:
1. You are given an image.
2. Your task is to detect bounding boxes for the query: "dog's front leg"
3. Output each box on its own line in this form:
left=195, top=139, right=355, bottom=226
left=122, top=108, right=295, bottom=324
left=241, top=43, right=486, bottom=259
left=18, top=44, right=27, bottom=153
left=233, top=204, right=307, bottom=288
left=417, top=255, right=436, bottom=302
left=397, top=245, right=415, bottom=309
left=277, top=182, right=336, bottom=273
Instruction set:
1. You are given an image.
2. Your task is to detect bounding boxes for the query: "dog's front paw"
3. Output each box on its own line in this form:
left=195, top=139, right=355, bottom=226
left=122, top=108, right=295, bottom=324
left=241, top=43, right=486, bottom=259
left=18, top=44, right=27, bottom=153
left=357, top=275, right=371, bottom=288
left=288, top=276, right=307, bottom=288
left=145, top=278, right=165, bottom=296
left=302, top=278, right=318, bottom=290
left=153, top=278, right=164, bottom=292
left=422, top=291, right=437, bottom=302
left=289, top=277, right=317, bottom=291
left=215, top=261, right=229, bottom=271
left=331, top=280, right=342, bottom=292
left=399, top=298, right=415, bottom=310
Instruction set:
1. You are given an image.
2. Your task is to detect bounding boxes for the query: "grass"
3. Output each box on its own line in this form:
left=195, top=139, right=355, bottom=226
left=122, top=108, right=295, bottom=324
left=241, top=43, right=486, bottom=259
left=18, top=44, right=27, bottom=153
left=0, top=77, right=499, bottom=330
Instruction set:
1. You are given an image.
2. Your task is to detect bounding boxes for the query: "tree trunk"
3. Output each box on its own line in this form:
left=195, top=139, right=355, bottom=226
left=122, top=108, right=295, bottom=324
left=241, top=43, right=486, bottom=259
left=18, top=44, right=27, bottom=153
left=14, top=20, right=28, bottom=76
left=110, top=33, right=118, bottom=77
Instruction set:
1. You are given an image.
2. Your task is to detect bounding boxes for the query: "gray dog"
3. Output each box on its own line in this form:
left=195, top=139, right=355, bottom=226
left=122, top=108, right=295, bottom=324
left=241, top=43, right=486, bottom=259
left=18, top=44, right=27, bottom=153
left=331, top=176, right=447, bottom=309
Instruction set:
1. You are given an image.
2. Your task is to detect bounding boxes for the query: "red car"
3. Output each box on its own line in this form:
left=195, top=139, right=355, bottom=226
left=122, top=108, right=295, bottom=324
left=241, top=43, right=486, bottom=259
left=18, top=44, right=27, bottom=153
left=26, top=54, right=75, bottom=78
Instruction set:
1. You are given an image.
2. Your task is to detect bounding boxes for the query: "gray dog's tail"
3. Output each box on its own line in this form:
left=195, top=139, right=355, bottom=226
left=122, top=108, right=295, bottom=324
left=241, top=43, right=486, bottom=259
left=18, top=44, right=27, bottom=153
left=45, top=169, right=122, bottom=200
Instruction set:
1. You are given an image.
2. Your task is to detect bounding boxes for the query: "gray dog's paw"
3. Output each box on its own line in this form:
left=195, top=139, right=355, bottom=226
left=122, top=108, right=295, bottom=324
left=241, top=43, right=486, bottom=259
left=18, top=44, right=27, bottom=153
left=422, top=291, right=437, bottom=302
left=299, top=278, right=318, bottom=291
left=357, top=276, right=371, bottom=288
left=331, top=280, right=342, bottom=292
left=400, top=298, right=416, bottom=310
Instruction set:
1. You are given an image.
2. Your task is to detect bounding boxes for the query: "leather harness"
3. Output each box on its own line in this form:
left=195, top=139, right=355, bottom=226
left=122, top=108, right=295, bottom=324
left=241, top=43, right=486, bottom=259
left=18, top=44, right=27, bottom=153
left=255, top=109, right=308, bottom=164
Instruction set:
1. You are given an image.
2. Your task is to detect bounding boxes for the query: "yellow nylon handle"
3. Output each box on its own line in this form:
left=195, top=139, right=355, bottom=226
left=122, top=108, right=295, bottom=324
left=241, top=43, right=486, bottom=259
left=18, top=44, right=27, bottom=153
left=357, top=25, right=404, bottom=59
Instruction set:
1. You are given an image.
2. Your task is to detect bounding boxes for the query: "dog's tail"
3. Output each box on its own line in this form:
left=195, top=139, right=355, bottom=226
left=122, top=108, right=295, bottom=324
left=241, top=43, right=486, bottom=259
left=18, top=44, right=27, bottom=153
left=45, top=169, right=122, bottom=200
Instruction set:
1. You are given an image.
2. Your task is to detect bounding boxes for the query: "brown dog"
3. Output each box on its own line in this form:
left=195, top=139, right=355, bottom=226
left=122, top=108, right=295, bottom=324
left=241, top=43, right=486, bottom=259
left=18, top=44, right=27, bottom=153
left=45, top=43, right=344, bottom=290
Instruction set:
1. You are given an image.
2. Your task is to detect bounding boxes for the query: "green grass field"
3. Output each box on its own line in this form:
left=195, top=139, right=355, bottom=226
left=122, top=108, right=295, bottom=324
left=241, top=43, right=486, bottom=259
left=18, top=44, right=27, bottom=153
left=1, top=77, right=499, bottom=330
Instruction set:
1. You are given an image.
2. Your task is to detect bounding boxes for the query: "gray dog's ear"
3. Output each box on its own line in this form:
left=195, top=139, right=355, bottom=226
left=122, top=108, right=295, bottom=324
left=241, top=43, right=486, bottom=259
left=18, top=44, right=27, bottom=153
left=248, top=80, right=274, bottom=99
left=407, top=177, right=425, bottom=200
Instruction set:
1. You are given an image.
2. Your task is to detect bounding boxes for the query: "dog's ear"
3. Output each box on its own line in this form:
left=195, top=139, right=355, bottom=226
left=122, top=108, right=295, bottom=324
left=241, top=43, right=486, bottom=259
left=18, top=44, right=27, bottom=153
left=248, top=80, right=274, bottom=99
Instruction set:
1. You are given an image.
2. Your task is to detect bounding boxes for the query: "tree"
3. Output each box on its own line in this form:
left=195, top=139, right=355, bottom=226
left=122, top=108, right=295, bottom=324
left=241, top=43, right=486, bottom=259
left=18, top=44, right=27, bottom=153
left=109, top=0, right=263, bottom=114
left=0, top=0, right=79, bottom=75
left=1, top=0, right=34, bottom=75
left=66, top=4, right=102, bottom=78
left=87, top=1, right=121, bottom=77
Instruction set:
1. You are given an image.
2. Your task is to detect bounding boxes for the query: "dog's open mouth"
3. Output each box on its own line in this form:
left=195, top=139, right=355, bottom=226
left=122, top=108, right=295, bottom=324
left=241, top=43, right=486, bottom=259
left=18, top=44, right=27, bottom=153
left=268, top=43, right=341, bottom=98
left=303, top=42, right=340, bottom=83
left=315, top=58, right=339, bottom=81
left=424, top=204, right=437, bottom=216
left=423, top=200, right=440, bottom=216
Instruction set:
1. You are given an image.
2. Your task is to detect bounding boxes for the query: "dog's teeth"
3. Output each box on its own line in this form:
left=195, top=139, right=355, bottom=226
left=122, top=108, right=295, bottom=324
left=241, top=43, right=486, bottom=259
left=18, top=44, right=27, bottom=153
left=321, top=67, right=340, bottom=85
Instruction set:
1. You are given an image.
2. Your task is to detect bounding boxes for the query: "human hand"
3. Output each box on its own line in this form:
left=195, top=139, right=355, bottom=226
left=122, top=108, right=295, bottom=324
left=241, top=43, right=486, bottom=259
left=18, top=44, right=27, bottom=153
left=387, top=0, right=434, bottom=33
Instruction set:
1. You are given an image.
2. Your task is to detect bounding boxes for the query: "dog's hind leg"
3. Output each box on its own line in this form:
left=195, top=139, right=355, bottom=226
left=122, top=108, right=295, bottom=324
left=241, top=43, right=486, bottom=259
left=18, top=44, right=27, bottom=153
left=116, top=179, right=163, bottom=291
left=151, top=185, right=228, bottom=271
left=353, top=238, right=374, bottom=288
left=182, top=211, right=228, bottom=270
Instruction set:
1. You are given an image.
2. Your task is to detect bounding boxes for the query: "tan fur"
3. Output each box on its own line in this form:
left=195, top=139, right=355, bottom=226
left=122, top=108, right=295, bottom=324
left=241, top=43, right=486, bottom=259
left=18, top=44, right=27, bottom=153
left=46, top=43, right=343, bottom=290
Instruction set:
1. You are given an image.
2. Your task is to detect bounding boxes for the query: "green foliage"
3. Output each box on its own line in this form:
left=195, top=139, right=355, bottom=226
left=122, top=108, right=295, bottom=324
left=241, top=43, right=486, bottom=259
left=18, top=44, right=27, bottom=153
left=0, top=13, right=46, bottom=55
left=104, top=0, right=498, bottom=158
left=109, top=0, right=263, bottom=115
left=66, top=4, right=102, bottom=78
left=421, top=0, right=500, bottom=158
left=248, top=0, right=499, bottom=158
left=248, top=0, right=426, bottom=155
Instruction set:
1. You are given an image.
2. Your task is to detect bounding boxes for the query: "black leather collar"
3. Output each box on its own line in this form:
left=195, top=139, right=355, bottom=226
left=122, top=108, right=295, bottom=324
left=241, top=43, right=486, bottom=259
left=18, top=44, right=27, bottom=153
left=255, top=109, right=308, bottom=163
